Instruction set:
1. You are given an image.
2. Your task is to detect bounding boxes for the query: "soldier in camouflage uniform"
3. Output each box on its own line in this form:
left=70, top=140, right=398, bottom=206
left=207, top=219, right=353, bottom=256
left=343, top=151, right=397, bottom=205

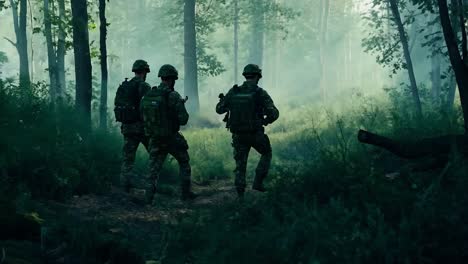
left=117, top=60, right=152, bottom=192
left=216, top=64, right=279, bottom=198
left=141, top=64, right=196, bottom=203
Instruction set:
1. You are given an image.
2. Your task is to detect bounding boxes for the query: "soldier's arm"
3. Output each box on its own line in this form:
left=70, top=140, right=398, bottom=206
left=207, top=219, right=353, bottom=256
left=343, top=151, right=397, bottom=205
left=216, top=89, right=233, bottom=114
left=139, top=82, right=151, bottom=98
left=171, top=92, right=189, bottom=126
left=259, top=89, right=279, bottom=125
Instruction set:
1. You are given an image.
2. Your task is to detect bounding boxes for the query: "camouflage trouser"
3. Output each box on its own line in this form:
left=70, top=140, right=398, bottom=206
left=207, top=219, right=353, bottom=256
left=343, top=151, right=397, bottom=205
left=120, top=133, right=150, bottom=189
left=232, top=131, right=272, bottom=193
left=145, top=133, right=192, bottom=198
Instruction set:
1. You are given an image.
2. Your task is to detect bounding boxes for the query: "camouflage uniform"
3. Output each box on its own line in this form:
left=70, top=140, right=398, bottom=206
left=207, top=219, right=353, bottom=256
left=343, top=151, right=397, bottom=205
left=119, top=61, right=152, bottom=190
left=216, top=65, right=279, bottom=196
left=143, top=65, right=195, bottom=202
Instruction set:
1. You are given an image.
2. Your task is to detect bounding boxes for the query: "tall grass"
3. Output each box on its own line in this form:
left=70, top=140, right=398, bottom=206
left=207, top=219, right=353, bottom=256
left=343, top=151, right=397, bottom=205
left=161, top=87, right=468, bottom=263
left=3, top=78, right=468, bottom=262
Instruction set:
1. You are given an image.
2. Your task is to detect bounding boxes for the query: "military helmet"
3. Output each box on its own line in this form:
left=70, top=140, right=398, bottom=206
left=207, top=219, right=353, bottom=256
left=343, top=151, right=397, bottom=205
left=242, top=64, right=262, bottom=78
left=132, top=60, right=150, bottom=73
left=158, top=64, right=179, bottom=80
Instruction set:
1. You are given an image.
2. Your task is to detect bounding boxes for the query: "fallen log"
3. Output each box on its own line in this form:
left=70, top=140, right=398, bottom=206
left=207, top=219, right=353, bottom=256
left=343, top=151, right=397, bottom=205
left=357, top=129, right=468, bottom=159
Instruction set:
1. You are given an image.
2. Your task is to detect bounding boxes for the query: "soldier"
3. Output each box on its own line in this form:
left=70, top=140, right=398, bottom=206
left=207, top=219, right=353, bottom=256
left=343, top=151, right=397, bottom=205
left=140, top=64, right=196, bottom=204
left=216, top=64, right=279, bottom=198
left=114, top=60, right=152, bottom=192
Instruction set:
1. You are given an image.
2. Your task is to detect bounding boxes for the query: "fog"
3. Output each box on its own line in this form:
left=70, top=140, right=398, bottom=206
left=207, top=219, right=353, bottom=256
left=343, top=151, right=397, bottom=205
left=0, top=0, right=396, bottom=117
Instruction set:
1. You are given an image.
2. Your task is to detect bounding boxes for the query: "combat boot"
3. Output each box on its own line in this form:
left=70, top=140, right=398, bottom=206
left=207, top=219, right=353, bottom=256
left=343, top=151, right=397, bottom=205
left=252, top=175, right=267, bottom=192
left=236, top=187, right=245, bottom=199
left=181, top=191, right=197, bottom=201
left=252, top=183, right=267, bottom=192
left=181, top=181, right=197, bottom=201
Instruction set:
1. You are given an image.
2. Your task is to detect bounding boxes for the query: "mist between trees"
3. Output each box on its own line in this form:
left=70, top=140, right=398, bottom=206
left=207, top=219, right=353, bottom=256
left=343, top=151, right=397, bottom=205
left=2, top=0, right=468, bottom=263
left=0, top=0, right=404, bottom=125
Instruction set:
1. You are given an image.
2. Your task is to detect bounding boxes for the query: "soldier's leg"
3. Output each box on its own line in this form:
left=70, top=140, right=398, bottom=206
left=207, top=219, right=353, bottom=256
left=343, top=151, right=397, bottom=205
left=141, top=135, right=150, bottom=152
left=232, top=134, right=251, bottom=197
left=252, top=133, right=272, bottom=191
left=145, top=139, right=168, bottom=204
left=120, top=135, right=141, bottom=191
left=170, top=134, right=195, bottom=200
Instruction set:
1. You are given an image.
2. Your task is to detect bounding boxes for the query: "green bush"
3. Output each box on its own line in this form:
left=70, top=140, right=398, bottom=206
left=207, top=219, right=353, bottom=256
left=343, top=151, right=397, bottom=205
left=162, top=92, right=468, bottom=263
left=0, top=80, right=122, bottom=201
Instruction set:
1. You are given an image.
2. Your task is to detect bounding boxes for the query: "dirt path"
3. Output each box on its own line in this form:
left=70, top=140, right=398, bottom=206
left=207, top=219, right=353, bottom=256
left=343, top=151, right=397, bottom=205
left=2, top=181, right=263, bottom=263
left=60, top=180, right=239, bottom=261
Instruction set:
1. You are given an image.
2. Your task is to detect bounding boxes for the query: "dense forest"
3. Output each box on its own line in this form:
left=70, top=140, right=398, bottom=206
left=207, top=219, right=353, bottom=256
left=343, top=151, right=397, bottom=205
left=1, top=0, right=468, bottom=263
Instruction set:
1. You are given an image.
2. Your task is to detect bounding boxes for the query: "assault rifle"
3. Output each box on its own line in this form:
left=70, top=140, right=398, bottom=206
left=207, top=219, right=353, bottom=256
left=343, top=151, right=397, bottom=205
left=218, top=93, right=229, bottom=128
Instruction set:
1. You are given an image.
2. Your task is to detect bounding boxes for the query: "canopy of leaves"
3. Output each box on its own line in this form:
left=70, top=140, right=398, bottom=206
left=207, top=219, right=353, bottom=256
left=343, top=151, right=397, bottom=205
left=0, top=0, right=6, bottom=10
left=0, top=51, right=7, bottom=65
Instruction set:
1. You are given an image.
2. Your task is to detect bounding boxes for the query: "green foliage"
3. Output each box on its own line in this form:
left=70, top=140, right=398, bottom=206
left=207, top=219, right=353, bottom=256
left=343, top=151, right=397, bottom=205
left=0, top=51, right=7, bottom=64
left=0, top=51, right=7, bottom=76
left=0, top=80, right=121, bottom=201
left=162, top=95, right=468, bottom=263
left=0, top=0, right=7, bottom=11
left=362, top=0, right=414, bottom=76
left=185, top=129, right=233, bottom=184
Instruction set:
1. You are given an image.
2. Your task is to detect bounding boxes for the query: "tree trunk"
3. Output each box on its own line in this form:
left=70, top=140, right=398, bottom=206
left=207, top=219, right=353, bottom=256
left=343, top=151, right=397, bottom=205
left=318, top=0, right=330, bottom=100
left=457, top=0, right=467, bottom=61
left=28, top=0, right=34, bottom=83
left=233, top=0, right=239, bottom=84
left=358, top=129, right=468, bottom=162
left=438, top=0, right=468, bottom=133
left=359, top=130, right=468, bottom=160
left=9, top=0, right=30, bottom=88
left=446, top=72, right=457, bottom=110
left=56, top=0, right=66, bottom=98
left=184, top=0, right=199, bottom=113
left=71, top=0, right=93, bottom=129
left=249, top=0, right=265, bottom=66
left=389, top=0, right=422, bottom=117
left=44, top=0, right=58, bottom=100
left=431, top=54, right=442, bottom=105
left=99, top=0, right=108, bottom=130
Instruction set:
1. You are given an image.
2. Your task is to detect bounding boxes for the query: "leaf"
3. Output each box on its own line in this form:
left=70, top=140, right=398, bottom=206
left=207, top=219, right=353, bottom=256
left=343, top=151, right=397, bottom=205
left=32, top=27, right=42, bottom=34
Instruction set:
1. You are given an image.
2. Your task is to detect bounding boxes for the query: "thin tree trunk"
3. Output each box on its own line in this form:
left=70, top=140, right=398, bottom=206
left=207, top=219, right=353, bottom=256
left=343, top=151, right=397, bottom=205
left=431, top=54, right=442, bottom=104
left=249, top=0, right=265, bottom=66
left=71, top=0, right=93, bottom=130
left=318, top=0, right=330, bottom=100
left=9, top=0, right=30, bottom=88
left=28, top=0, right=34, bottom=83
left=438, top=0, right=468, bottom=133
left=184, top=0, right=199, bottom=113
left=18, top=0, right=30, bottom=88
left=44, top=0, right=58, bottom=100
left=389, top=0, right=422, bottom=117
left=446, top=72, right=457, bottom=110
left=458, top=0, right=467, bottom=62
left=233, top=0, right=239, bottom=84
left=56, top=0, right=66, bottom=98
left=99, top=0, right=108, bottom=130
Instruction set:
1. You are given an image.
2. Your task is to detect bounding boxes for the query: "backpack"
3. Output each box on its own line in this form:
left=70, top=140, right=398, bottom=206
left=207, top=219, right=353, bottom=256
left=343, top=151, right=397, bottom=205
left=228, top=85, right=261, bottom=133
left=114, top=78, right=141, bottom=124
left=141, top=88, right=173, bottom=137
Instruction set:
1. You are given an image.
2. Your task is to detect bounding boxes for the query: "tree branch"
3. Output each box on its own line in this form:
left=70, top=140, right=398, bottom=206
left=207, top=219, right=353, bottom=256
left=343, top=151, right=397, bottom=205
left=3, top=37, right=17, bottom=47
left=380, top=40, right=402, bottom=63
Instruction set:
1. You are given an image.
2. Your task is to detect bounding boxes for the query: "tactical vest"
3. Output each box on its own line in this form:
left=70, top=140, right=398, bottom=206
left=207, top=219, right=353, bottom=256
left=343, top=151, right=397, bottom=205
left=228, top=85, right=262, bottom=133
left=141, top=88, right=174, bottom=137
left=114, top=78, right=142, bottom=124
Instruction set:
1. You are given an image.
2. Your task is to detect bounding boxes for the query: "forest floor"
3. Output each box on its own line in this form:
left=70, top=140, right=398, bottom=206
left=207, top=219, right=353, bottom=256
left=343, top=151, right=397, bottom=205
left=37, top=179, right=252, bottom=262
